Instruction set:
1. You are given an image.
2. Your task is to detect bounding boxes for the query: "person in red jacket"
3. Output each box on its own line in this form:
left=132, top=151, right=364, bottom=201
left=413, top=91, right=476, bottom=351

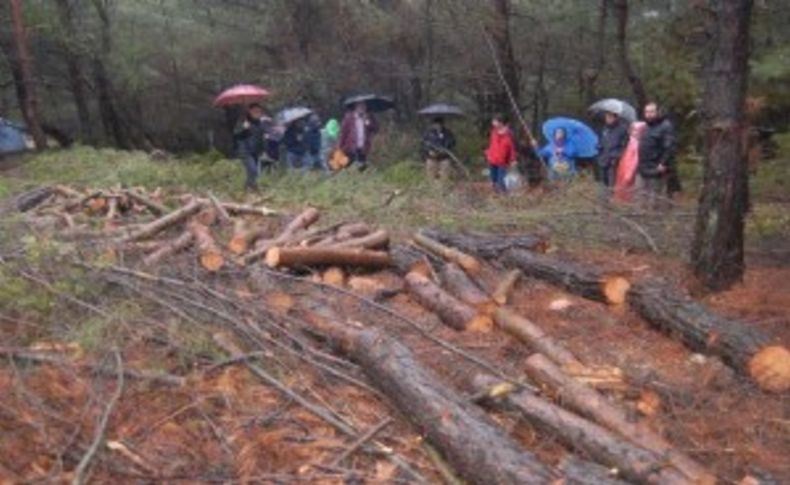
left=485, top=113, right=517, bottom=193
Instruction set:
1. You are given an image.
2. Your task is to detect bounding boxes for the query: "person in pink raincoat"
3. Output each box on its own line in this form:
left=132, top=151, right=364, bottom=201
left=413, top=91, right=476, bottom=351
left=613, top=121, right=647, bottom=203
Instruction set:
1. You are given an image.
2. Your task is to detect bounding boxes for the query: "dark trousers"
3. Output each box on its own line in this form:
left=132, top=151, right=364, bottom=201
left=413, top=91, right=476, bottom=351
left=597, top=163, right=615, bottom=187
left=347, top=149, right=368, bottom=171
left=239, top=151, right=260, bottom=190
left=489, top=165, right=507, bottom=192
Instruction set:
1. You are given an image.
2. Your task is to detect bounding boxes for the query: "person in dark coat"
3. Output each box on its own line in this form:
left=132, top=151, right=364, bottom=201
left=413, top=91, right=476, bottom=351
left=282, top=119, right=307, bottom=171
left=339, top=102, right=379, bottom=171
left=596, top=112, right=629, bottom=188
left=638, top=102, right=677, bottom=208
left=303, top=114, right=325, bottom=172
left=233, top=103, right=266, bottom=191
left=421, top=117, right=456, bottom=181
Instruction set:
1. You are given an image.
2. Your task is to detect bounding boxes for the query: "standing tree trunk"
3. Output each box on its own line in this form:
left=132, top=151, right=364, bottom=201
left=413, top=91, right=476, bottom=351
left=7, top=0, right=47, bottom=150
left=486, top=0, right=520, bottom=116
left=691, top=0, right=753, bottom=292
left=611, top=0, right=648, bottom=110
left=54, top=0, right=94, bottom=143
left=91, top=0, right=130, bottom=149
left=580, top=0, right=610, bottom=106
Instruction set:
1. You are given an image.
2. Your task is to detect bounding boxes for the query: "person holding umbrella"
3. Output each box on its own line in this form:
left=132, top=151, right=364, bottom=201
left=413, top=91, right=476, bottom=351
left=214, top=84, right=271, bottom=191
left=233, top=103, right=268, bottom=191
left=421, top=117, right=457, bottom=181
left=536, top=117, right=599, bottom=183
left=340, top=95, right=392, bottom=171
left=596, top=111, right=629, bottom=190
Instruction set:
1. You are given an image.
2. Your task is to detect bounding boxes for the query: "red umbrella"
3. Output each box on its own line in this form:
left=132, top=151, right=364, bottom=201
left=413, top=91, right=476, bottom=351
left=213, top=84, right=271, bottom=107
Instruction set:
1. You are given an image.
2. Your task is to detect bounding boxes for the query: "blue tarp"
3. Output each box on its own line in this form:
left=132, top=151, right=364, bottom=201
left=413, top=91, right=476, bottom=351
left=0, top=118, right=28, bottom=154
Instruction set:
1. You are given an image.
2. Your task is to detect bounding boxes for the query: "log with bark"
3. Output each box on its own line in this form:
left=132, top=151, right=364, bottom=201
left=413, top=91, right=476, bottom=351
left=502, top=249, right=631, bottom=305
left=265, top=247, right=391, bottom=269
left=422, top=228, right=548, bottom=259
left=405, top=272, right=493, bottom=332
left=142, top=231, right=194, bottom=267
left=628, top=279, right=790, bottom=393
left=391, top=245, right=436, bottom=278
left=305, top=320, right=558, bottom=485
left=313, top=222, right=371, bottom=246
left=15, top=186, right=53, bottom=212
left=123, top=189, right=169, bottom=215
left=494, top=307, right=581, bottom=368
left=188, top=220, right=224, bottom=271
left=331, top=229, right=390, bottom=250
left=492, top=269, right=521, bottom=305
left=524, top=353, right=715, bottom=484
left=117, top=198, right=204, bottom=243
left=243, top=208, right=320, bottom=264
left=440, top=263, right=495, bottom=315
left=413, top=232, right=482, bottom=276
left=472, top=374, right=689, bottom=484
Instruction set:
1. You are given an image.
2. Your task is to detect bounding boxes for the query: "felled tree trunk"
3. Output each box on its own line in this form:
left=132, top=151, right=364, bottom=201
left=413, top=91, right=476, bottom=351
left=629, top=279, right=790, bottom=393
left=142, top=231, right=193, bottom=267
left=440, top=263, right=495, bottom=314
left=413, top=232, right=482, bottom=276
left=421, top=229, right=547, bottom=259
left=118, top=199, right=203, bottom=243
left=314, top=222, right=371, bottom=246
left=494, top=308, right=581, bottom=368
left=331, top=229, right=390, bottom=250
left=502, top=249, right=630, bottom=305
left=405, top=272, right=492, bottom=332
left=472, top=374, right=689, bottom=484
left=311, top=322, right=558, bottom=485
left=390, top=245, right=437, bottom=278
left=492, top=269, right=521, bottom=305
left=123, top=190, right=168, bottom=215
left=265, top=247, right=390, bottom=269
left=244, top=208, right=320, bottom=264
left=524, top=353, right=715, bottom=484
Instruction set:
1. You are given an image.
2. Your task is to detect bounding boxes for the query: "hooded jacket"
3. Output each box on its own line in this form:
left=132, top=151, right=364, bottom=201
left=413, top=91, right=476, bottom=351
left=485, top=128, right=517, bottom=167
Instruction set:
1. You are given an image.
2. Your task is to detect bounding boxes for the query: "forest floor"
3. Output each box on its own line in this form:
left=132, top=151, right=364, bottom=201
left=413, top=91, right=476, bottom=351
left=0, top=143, right=788, bottom=483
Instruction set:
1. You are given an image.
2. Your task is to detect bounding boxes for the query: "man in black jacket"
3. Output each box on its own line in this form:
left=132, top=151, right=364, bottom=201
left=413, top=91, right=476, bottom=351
left=421, top=117, right=456, bottom=181
left=234, top=104, right=267, bottom=191
left=638, top=102, right=676, bottom=207
left=597, top=112, right=629, bottom=189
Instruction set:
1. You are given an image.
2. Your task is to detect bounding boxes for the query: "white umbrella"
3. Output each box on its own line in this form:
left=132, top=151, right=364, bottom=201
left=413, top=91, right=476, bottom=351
left=589, top=98, right=637, bottom=123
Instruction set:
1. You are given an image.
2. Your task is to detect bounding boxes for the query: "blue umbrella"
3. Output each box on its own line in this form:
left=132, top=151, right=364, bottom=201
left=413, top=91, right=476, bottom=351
left=542, top=117, right=599, bottom=158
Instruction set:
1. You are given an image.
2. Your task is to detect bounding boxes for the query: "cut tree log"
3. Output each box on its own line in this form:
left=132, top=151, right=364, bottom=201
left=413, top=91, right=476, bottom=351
left=314, top=222, right=371, bottom=246
left=404, top=272, right=493, bottom=332
left=123, top=189, right=169, bottom=216
left=494, top=308, right=581, bottom=369
left=628, top=279, right=790, bottom=393
left=413, top=232, right=482, bottom=276
left=142, top=231, right=194, bottom=267
left=188, top=220, right=224, bottom=271
left=472, top=374, right=689, bottom=484
left=15, top=186, right=54, bottom=212
left=492, top=269, right=522, bottom=305
left=502, top=249, right=631, bottom=305
left=524, top=353, right=715, bottom=484
left=244, top=208, right=320, bottom=264
left=265, top=247, right=391, bottom=269
left=228, top=222, right=268, bottom=255
left=439, top=263, right=495, bottom=315
left=390, top=245, right=435, bottom=278
left=51, top=184, right=83, bottom=199
left=215, top=201, right=277, bottom=217
left=118, top=199, right=204, bottom=243
left=421, top=229, right=548, bottom=259
left=558, top=456, right=630, bottom=485
left=306, top=321, right=558, bottom=485
left=331, top=229, right=390, bottom=250
left=322, top=267, right=346, bottom=287
left=207, top=192, right=231, bottom=224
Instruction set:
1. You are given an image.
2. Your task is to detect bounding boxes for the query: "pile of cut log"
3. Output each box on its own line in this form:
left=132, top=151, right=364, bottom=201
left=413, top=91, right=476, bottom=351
left=15, top=185, right=394, bottom=274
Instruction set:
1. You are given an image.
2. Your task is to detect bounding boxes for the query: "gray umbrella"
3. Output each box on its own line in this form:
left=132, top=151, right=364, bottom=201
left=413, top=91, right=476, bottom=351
left=343, top=94, right=395, bottom=112
left=589, top=98, right=637, bottom=123
left=275, top=106, right=313, bottom=125
left=417, top=103, right=465, bottom=118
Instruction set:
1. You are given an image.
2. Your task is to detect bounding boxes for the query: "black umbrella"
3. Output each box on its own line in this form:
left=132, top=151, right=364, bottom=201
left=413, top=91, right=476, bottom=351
left=343, top=94, right=395, bottom=113
left=417, top=103, right=465, bottom=118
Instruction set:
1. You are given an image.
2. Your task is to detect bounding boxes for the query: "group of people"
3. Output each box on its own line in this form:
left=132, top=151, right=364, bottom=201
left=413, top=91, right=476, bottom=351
left=234, top=95, right=679, bottom=207
left=522, top=101, right=678, bottom=204
left=233, top=101, right=380, bottom=191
